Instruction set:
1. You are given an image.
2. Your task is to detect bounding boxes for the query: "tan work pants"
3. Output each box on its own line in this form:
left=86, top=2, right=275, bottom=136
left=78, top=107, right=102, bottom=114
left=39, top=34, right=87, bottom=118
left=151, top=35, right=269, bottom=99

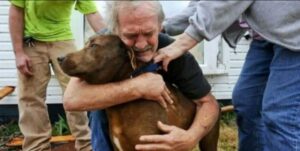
left=17, top=40, right=91, bottom=151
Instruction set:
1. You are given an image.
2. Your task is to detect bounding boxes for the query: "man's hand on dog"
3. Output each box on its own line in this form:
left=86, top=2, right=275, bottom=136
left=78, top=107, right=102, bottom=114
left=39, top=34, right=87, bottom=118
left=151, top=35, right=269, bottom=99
left=135, top=121, right=197, bottom=151
left=135, top=73, right=174, bottom=108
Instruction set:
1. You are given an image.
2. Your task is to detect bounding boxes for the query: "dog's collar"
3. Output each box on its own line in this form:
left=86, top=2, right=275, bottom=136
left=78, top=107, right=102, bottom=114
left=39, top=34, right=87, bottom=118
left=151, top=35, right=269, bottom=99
left=130, top=62, right=161, bottom=78
left=127, top=47, right=161, bottom=77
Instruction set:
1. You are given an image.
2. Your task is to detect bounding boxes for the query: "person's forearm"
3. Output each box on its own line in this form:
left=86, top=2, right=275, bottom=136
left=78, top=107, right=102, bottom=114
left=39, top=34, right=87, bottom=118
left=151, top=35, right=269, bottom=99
left=187, top=93, right=220, bottom=143
left=86, top=12, right=106, bottom=32
left=176, top=33, right=199, bottom=54
left=9, top=5, right=24, bottom=55
left=64, top=73, right=171, bottom=111
left=63, top=78, right=141, bottom=111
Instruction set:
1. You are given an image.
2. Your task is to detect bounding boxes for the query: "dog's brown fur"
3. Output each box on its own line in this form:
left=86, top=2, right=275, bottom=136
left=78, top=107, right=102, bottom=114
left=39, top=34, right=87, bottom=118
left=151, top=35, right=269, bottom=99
left=59, top=35, right=219, bottom=151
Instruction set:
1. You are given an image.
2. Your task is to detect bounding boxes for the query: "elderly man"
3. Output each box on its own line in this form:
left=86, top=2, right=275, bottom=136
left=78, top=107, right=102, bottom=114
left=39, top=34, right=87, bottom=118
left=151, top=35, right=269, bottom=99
left=63, top=1, right=219, bottom=151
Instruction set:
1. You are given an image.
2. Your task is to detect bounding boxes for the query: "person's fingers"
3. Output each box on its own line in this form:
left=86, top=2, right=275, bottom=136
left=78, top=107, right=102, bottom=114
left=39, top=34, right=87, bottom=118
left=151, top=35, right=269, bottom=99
left=25, top=60, right=33, bottom=76
left=165, top=86, right=171, bottom=94
left=153, top=53, right=165, bottom=64
left=135, top=143, right=171, bottom=151
left=23, top=66, right=30, bottom=75
left=158, top=96, right=167, bottom=109
left=162, top=87, right=173, bottom=104
left=139, top=134, right=167, bottom=143
left=27, top=59, right=33, bottom=71
left=19, top=65, right=29, bottom=76
left=157, top=121, right=173, bottom=133
left=18, top=66, right=26, bottom=75
left=162, top=59, right=170, bottom=72
left=23, top=68, right=32, bottom=76
left=154, top=51, right=171, bottom=71
left=22, top=63, right=33, bottom=76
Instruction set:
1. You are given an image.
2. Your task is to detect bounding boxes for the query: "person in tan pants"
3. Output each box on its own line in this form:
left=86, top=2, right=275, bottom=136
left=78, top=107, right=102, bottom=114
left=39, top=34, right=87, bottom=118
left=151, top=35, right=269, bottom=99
left=9, top=1, right=106, bottom=151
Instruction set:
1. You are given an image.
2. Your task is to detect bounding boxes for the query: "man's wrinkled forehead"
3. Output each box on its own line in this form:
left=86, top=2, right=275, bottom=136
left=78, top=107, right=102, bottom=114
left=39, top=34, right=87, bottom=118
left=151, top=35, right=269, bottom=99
left=117, top=2, right=158, bottom=22
left=117, top=10, right=160, bottom=34
left=117, top=1, right=157, bottom=12
left=122, top=26, right=156, bottom=34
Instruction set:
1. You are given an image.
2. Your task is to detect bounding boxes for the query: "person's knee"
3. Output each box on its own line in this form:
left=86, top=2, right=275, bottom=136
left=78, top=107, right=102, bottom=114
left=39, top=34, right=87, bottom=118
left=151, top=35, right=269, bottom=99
left=232, top=85, right=248, bottom=111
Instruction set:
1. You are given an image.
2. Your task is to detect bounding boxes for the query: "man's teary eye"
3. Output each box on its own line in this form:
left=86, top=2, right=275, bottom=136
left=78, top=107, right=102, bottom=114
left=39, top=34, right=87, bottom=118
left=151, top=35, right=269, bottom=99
left=90, top=44, right=97, bottom=48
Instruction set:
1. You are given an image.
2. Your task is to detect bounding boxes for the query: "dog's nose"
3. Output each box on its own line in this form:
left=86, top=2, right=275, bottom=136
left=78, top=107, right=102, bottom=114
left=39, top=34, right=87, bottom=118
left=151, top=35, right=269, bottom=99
left=57, top=56, right=65, bottom=64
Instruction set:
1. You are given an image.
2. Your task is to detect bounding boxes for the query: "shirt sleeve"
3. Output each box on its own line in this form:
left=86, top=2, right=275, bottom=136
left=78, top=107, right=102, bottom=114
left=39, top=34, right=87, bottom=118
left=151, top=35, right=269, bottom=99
left=75, top=0, right=98, bottom=14
left=185, top=1, right=253, bottom=42
left=165, top=53, right=211, bottom=100
left=9, top=0, right=25, bottom=8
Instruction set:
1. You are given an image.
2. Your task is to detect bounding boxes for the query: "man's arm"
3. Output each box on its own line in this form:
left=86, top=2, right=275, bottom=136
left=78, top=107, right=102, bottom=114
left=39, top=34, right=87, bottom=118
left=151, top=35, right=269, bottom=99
left=186, top=93, right=219, bottom=142
left=135, top=92, right=219, bottom=151
left=63, top=73, right=173, bottom=111
left=9, top=4, right=33, bottom=76
left=85, top=12, right=106, bottom=32
left=136, top=50, right=219, bottom=150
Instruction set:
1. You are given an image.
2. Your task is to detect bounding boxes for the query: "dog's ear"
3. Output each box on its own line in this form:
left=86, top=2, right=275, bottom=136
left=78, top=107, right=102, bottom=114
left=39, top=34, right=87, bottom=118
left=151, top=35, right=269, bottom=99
left=119, top=38, right=127, bottom=49
left=117, top=37, right=128, bottom=57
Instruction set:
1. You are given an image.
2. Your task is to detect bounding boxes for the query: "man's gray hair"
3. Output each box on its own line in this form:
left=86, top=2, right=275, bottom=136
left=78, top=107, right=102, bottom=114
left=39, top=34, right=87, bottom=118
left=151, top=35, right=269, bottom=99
left=105, top=1, right=165, bottom=34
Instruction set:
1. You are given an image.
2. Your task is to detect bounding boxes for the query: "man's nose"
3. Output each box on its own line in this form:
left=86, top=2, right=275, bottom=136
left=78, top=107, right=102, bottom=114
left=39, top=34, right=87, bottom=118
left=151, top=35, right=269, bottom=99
left=134, top=37, right=147, bottom=50
left=57, top=56, right=65, bottom=64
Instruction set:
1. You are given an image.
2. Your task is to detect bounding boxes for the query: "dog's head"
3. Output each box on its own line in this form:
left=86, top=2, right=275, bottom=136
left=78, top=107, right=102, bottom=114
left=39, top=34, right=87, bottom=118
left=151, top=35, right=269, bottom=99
left=58, top=35, right=128, bottom=84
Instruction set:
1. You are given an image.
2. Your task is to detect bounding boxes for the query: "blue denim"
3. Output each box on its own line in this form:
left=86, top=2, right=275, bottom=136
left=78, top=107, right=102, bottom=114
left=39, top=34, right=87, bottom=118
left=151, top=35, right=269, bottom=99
left=233, top=40, right=300, bottom=151
left=89, top=110, right=113, bottom=151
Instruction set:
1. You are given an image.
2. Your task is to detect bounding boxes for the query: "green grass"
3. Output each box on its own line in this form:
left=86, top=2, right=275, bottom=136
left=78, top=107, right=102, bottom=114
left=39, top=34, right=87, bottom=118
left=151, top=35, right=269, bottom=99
left=0, top=115, right=71, bottom=150
left=218, top=111, right=238, bottom=151
left=0, top=120, right=21, bottom=151
left=51, top=114, right=71, bottom=136
left=221, top=111, right=236, bottom=125
left=0, top=120, right=21, bottom=137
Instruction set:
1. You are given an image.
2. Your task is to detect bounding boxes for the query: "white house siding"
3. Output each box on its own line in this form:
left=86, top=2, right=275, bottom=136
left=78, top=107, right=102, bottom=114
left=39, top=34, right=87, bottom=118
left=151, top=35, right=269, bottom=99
left=0, top=1, right=63, bottom=104
left=207, top=38, right=250, bottom=99
left=0, top=0, right=251, bottom=104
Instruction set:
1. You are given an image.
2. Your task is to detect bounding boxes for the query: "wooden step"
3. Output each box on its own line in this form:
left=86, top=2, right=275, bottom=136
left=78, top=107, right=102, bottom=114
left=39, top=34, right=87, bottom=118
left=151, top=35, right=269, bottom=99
left=0, top=86, right=15, bottom=100
left=6, top=135, right=75, bottom=147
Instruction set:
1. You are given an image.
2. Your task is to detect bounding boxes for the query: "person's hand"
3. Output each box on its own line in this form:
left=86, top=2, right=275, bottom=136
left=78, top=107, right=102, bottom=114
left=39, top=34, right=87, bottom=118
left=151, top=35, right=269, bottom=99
left=135, top=121, right=197, bottom=151
left=15, top=52, right=33, bottom=76
left=154, top=44, right=185, bottom=72
left=134, top=73, right=174, bottom=108
left=154, top=33, right=199, bottom=71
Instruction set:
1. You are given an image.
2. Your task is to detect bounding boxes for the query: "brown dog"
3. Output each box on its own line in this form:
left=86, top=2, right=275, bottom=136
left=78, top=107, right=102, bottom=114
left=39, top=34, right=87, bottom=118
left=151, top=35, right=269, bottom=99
left=58, top=35, right=219, bottom=151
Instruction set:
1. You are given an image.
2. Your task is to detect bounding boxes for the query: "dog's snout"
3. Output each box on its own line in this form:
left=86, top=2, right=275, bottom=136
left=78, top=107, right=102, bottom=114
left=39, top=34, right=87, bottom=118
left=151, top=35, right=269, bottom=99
left=57, top=56, right=65, bottom=64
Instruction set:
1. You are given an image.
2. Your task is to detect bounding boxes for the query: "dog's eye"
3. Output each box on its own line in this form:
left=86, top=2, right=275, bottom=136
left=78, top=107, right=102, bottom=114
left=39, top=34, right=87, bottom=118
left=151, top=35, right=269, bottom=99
left=90, top=44, right=97, bottom=48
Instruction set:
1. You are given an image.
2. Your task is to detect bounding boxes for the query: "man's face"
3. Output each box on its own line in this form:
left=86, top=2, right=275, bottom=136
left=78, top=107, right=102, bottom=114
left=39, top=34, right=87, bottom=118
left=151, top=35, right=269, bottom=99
left=117, top=4, right=161, bottom=63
